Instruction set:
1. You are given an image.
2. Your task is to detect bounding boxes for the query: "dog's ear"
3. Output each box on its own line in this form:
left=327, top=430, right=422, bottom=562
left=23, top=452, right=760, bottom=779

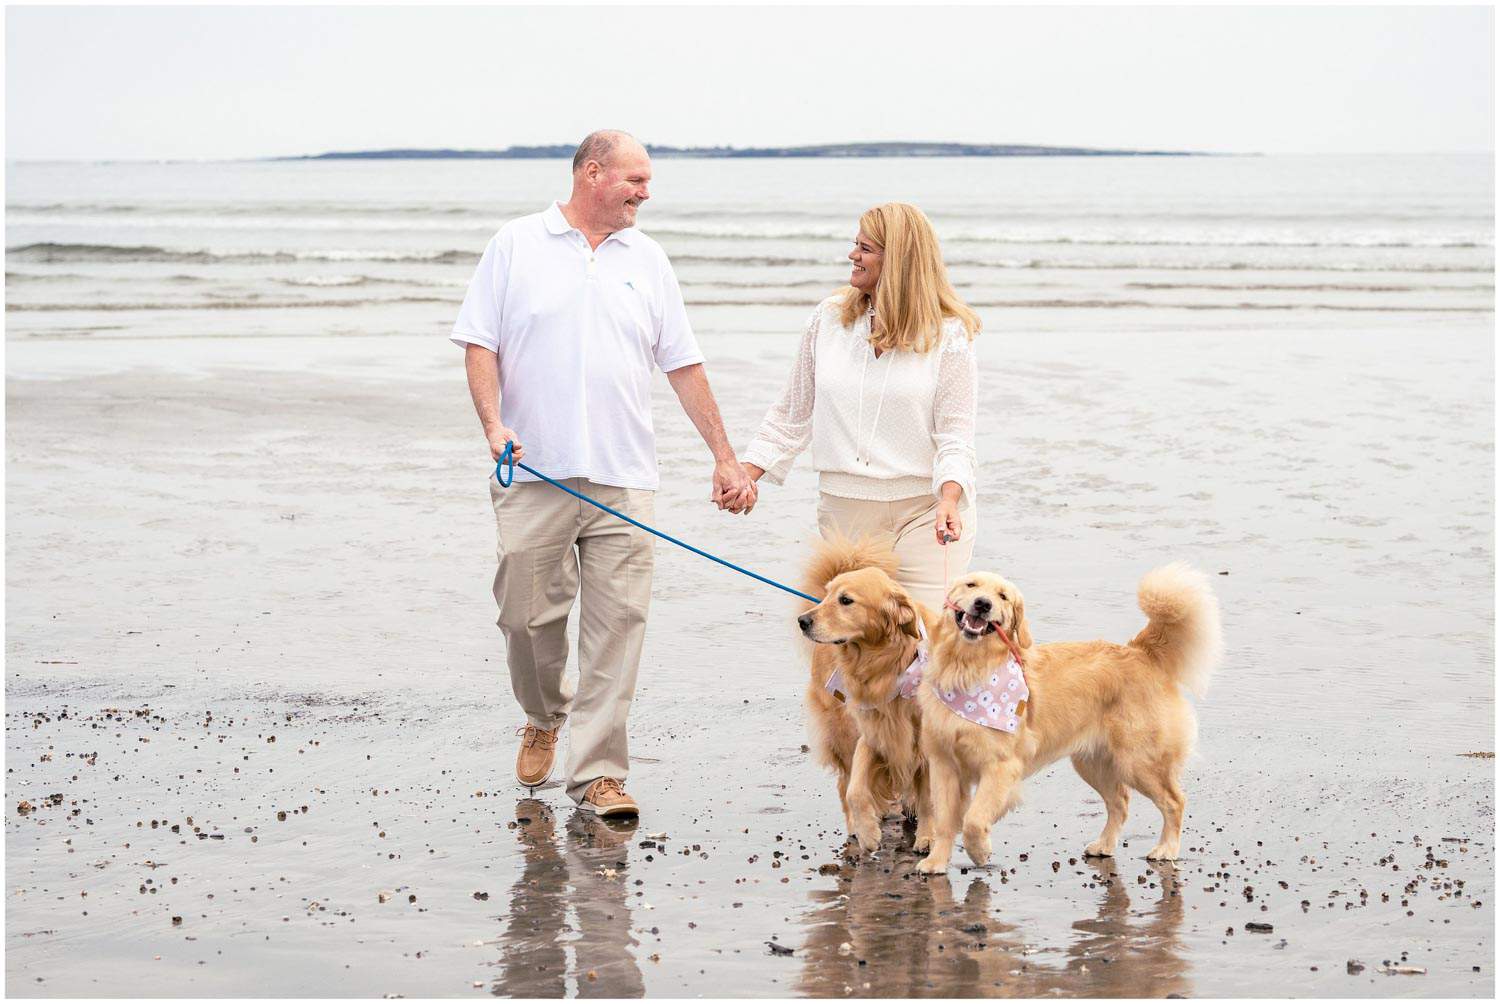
left=887, top=593, right=922, bottom=641
left=1012, top=593, right=1034, bottom=650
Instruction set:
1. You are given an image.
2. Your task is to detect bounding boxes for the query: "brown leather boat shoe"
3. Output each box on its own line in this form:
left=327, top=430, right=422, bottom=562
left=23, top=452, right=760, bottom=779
left=515, top=723, right=559, bottom=788
left=580, top=777, right=639, bottom=818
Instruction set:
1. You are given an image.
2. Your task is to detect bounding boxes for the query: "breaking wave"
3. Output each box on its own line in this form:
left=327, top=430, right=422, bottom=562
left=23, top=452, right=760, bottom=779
left=6, top=243, right=477, bottom=266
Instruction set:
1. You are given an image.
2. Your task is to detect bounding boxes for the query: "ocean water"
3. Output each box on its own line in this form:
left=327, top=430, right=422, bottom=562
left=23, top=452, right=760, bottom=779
left=4, top=154, right=1493, bottom=342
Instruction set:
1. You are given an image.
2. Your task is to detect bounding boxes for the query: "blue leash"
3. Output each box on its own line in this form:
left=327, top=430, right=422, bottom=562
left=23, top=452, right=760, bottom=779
left=495, top=442, right=819, bottom=604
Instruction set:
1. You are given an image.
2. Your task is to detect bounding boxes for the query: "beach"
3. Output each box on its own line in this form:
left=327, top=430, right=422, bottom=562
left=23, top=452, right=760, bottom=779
left=5, top=154, right=1495, bottom=996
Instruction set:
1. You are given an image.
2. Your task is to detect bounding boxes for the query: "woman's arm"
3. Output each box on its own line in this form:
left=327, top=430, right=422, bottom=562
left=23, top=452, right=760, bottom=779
left=931, top=334, right=978, bottom=542
left=740, top=306, right=821, bottom=486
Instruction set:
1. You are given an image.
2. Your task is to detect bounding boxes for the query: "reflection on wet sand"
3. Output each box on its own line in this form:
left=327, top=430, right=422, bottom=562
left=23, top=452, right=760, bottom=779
left=1064, top=858, right=1188, bottom=997
left=495, top=800, right=567, bottom=997
left=492, top=799, right=645, bottom=998
left=795, top=822, right=1189, bottom=997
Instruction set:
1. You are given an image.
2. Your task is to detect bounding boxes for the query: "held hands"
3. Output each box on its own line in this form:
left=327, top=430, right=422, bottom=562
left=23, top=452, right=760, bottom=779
left=726, top=461, right=766, bottom=515
left=713, top=457, right=758, bottom=515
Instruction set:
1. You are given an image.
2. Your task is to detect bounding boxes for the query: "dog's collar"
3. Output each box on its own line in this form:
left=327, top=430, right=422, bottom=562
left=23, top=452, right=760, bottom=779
left=943, top=599, right=1027, bottom=666
left=824, top=619, right=927, bottom=710
left=932, top=657, right=1029, bottom=733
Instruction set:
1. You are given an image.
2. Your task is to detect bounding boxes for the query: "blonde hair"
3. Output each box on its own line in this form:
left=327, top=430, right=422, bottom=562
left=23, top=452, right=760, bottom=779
left=839, top=202, right=980, bottom=354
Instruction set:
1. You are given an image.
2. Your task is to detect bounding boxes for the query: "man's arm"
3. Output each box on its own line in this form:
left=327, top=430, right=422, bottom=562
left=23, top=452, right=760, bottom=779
left=465, top=343, right=522, bottom=462
left=665, top=363, right=755, bottom=514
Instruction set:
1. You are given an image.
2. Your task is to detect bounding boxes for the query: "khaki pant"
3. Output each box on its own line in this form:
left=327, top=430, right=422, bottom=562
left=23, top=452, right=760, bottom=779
left=815, top=492, right=977, bottom=611
left=490, top=476, right=655, bottom=803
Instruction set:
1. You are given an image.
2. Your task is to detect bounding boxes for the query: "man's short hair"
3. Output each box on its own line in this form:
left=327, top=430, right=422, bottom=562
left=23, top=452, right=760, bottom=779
left=572, top=129, right=633, bottom=173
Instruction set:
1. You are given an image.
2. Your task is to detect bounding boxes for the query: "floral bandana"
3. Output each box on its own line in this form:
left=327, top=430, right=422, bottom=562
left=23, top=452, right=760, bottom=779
left=824, top=620, right=928, bottom=711
left=934, top=657, right=1029, bottom=732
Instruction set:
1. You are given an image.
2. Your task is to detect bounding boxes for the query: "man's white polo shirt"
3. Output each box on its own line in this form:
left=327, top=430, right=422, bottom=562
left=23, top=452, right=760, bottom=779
left=451, top=202, right=704, bottom=491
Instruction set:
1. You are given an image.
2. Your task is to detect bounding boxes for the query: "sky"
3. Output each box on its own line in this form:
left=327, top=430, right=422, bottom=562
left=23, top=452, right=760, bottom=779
left=5, top=5, right=1494, bottom=160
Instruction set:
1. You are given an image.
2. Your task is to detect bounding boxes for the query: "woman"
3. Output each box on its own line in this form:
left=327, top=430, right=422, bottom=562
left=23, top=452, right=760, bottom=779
left=741, top=202, right=980, bottom=610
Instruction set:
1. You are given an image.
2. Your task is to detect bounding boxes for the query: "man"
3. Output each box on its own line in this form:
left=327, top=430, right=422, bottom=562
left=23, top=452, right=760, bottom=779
left=452, top=130, right=755, bottom=818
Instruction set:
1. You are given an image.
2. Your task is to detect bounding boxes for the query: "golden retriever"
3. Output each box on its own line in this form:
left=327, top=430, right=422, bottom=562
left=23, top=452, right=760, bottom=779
left=798, top=537, right=936, bottom=854
left=916, top=564, right=1222, bottom=874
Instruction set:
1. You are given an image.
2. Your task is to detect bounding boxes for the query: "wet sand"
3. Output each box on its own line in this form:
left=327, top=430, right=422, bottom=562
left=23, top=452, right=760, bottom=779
left=6, top=318, right=1494, bottom=996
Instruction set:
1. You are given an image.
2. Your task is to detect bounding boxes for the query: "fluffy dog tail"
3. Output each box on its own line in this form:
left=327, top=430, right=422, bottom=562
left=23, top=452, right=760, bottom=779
left=802, top=534, right=898, bottom=600
left=1130, top=562, right=1223, bottom=698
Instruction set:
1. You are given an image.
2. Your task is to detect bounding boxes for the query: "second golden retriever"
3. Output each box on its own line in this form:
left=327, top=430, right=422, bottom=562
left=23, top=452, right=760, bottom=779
left=799, top=537, right=936, bottom=854
left=917, top=564, right=1222, bottom=873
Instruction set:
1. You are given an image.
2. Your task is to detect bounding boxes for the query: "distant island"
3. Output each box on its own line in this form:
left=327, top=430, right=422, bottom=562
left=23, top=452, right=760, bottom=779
left=279, top=141, right=1204, bottom=161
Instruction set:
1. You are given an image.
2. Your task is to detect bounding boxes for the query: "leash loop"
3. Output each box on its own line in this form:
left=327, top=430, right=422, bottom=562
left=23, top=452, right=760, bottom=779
left=496, top=441, right=516, bottom=488
left=492, top=452, right=818, bottom=604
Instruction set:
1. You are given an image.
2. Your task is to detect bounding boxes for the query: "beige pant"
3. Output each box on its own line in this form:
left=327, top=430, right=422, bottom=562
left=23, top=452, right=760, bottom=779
left=490, top=476, right=654, bottom=803
left=816, top=492, right=977, bottom=611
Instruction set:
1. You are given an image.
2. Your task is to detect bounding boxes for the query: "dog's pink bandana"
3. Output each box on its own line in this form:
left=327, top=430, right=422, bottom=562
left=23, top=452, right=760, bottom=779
left=824, top=621, right=928, bottom=710
left=934, top=657, right=1028, bottom=732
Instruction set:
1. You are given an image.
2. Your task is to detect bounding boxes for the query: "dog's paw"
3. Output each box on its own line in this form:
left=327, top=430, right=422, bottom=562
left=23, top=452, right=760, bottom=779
left=916, top=855, right=948, bottom=875
left=963, top=828, right=992, bottom=867
left=854, top=827, right=881, bottom=855
left=1145, top=843, right=1180, bottom=862
left=912, top=833, right=932, bottom=854
left=1083, top=840, right=1114, bottom=858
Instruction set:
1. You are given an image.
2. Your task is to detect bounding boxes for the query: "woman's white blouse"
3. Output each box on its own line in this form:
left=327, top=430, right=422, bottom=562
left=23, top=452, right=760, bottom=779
left=742, top=295, right=978, bottom=507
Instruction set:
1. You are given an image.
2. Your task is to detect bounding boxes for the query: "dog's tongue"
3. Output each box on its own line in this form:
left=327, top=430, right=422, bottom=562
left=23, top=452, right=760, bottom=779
left=963, top=612, right=988, bottom=633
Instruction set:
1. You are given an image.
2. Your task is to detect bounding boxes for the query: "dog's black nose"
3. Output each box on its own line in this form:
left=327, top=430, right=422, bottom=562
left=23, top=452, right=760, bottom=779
left=971, top=597, right=992, bottom=617
left=797, top=613, right=814, bottom=632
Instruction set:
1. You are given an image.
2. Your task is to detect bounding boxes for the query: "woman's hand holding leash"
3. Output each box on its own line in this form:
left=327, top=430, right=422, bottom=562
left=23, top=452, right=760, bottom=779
left=934, top=482, right=963, bottom=546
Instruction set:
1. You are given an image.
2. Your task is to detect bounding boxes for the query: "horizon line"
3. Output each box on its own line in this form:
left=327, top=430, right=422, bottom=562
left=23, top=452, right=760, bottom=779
left=6, top=148, right=1495, bottom=165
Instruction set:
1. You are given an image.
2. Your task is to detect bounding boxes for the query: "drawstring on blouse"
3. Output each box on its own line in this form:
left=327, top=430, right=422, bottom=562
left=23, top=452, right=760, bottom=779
left=856, top=306, right=893, bottom=467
